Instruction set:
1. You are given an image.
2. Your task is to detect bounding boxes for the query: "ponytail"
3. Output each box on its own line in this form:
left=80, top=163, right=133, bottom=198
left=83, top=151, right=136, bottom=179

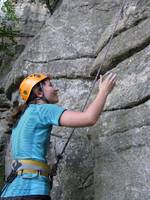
left=6, top=101, right=28, bottom=131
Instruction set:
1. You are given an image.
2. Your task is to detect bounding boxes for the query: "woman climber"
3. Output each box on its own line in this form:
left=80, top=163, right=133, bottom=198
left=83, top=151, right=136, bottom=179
left=0, top=72, right=116, bottom=200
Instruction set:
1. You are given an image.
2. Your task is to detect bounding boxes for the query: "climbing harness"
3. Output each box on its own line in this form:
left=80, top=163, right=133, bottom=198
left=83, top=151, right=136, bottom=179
left=0, top=159, right=55, bottom=196
left=0, top=161, right=21, bottom=196
left=16, top=159, right=51, bottom=177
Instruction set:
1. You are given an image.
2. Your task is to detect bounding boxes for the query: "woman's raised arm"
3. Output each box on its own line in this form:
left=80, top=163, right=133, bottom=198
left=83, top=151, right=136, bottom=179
left=60, top=73, right=117, bottom=128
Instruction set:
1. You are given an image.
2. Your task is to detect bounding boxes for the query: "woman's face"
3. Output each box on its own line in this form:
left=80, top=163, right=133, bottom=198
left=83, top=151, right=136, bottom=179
left=42, top=79, right=59, bottom=103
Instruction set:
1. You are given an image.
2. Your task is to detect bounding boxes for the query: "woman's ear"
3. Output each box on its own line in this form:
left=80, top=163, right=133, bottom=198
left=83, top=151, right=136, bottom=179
left=34, top=88, right=43, bottom=98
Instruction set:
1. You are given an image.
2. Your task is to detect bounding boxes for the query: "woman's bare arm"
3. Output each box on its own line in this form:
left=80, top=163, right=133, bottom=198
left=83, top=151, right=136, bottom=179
left=60, top=73, right=116, bottom=128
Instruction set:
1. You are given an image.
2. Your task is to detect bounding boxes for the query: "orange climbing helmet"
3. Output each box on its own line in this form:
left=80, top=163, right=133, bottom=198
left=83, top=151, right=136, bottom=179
left=19, top=73, right=50, bottom=102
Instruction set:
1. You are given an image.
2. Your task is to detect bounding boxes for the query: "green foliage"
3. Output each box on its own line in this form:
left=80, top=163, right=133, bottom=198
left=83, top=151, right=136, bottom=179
left=0, top=0, right=19, bottom=56
left=0, top=25, right=18, bottom=56
left=0, top=0, right=59, bottom=56
left=1, top=0, right=18, bottom=21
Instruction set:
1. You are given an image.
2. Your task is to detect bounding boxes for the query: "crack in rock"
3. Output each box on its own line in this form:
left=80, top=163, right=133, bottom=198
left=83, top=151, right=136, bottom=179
left=92, top=18, right=150, bottom=75
left=24, top=54, right=96, bottom=63
left=104, top=95, right=150, bottom=112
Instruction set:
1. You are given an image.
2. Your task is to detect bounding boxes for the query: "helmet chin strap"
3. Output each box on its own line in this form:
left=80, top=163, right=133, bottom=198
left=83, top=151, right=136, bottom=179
left=35, top=97, right=49, bottom=103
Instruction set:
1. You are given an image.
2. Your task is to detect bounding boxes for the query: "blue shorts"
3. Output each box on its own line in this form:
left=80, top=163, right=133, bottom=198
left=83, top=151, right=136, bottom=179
left=1, top=174, right=51, bottom=197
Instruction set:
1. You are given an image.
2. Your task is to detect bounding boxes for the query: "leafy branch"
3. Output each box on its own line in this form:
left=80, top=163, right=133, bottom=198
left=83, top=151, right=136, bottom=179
left=1, top=0, right=18, bottom=21
left=0, top=0, right=19, bottom=56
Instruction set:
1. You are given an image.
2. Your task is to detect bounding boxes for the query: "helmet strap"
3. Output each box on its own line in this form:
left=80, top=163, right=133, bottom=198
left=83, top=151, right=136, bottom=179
left=35, top=96, right=49, bottom=103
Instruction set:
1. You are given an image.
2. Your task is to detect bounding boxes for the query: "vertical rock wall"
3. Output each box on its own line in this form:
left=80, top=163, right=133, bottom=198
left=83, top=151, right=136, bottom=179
left=92, top=1, right=150, bottom=200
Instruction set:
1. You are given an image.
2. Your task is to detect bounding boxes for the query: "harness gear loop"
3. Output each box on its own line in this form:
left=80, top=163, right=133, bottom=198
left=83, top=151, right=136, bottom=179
left=18, top=159, right=50, bottom=171
left=0, top=160, right=21, bottom=196
left=17, top=169, right=49, bottom=177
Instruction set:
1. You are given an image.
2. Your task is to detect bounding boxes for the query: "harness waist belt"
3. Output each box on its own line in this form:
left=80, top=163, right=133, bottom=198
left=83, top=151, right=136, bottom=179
left=17, top=169, right=49, bottom=177
left=18, top=160, right=51, bottom=171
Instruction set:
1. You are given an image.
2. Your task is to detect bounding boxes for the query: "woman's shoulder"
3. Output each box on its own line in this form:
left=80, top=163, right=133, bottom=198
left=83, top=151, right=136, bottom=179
left=29, top=103, right=64, bottom=111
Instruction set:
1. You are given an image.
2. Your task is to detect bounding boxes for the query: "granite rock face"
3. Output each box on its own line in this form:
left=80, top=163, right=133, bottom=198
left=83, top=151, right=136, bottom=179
left=93, top=101, right=150, bottom=200
left=0, top=0, right=150, bottom=200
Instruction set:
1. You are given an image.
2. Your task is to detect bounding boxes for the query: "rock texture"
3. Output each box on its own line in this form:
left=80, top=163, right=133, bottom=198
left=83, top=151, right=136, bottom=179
left=0, top=0, right=150, bottom=200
